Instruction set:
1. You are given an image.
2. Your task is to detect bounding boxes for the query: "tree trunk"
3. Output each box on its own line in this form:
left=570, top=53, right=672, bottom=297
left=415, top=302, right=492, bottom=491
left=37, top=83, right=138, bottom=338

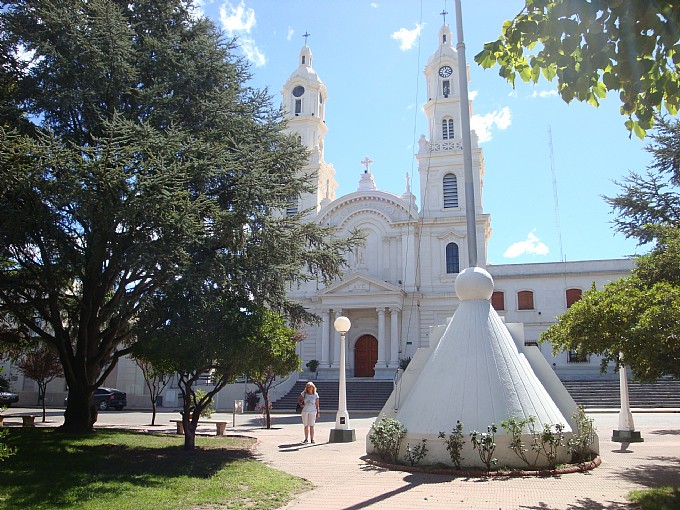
left=60, top=387, right=96, bottom=433
left=182, top=412, right=197, bottom=450
left=264, top=393, right=271, bottom=429
left=39, top=382, right=47, bottom=422
left=151, top=399, right=157, bottom=426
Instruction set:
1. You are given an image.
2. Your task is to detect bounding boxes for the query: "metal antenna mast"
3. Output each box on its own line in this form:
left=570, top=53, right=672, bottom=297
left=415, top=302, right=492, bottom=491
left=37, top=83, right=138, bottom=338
left=548, top=125, right=564, bottom=262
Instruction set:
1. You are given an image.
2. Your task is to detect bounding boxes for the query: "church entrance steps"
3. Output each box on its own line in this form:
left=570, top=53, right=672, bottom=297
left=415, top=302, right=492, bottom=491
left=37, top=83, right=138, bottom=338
left=562, top=379, right=680, bottom=409
left=271, top=380, right=394, bottom=412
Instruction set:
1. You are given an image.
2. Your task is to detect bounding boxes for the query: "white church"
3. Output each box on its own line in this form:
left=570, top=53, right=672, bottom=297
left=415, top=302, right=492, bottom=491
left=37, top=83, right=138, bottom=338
left=1, top=22, right=633, bottom=409
left=283, top=23, right=632, bottom=383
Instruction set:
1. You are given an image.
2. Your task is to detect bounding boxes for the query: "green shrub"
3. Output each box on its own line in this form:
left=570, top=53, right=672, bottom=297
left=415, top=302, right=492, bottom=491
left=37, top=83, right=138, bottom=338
left=531, top=422, right=565, bottom=470
left=501, top=416, right=541, bottom=468
left=470, top=424, right=498, bottom=471
left=404, top=439, right=428, bottom=466
left=568, top=406, right=597, bottom=464
left=438, top=420, right=465, bottom=469
left=368, top=415, right=406, bottom=463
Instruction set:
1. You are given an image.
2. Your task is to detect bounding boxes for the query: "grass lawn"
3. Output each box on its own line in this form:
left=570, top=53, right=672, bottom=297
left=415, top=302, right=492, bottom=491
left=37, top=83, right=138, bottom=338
left=628, top=486, right=680, bottom=510
left=0, top=428, right=311, bottom=510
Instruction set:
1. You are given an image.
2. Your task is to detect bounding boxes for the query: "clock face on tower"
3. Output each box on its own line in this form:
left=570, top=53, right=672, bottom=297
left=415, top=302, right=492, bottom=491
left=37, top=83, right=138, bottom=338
left=438, top=65, right=453, bottom=78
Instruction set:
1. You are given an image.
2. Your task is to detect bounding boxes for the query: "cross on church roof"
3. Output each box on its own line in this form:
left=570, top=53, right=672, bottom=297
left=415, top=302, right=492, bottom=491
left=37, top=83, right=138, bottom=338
left=360, top=156, right=374, bottom=173
left=440, top=9, right=448, bottom=25
left=303, top=31, right=310, bottom=46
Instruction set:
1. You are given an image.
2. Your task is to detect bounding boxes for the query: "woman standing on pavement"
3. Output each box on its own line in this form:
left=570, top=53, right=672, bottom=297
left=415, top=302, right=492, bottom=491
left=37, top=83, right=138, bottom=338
left=299, top=381, right=320, bottom=443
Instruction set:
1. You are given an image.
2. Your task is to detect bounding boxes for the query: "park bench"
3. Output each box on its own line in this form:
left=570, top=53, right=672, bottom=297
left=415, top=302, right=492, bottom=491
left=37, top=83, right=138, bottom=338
left=0, top=414, right=37, bottom=427
left=170, top=418, right=228, bottom=436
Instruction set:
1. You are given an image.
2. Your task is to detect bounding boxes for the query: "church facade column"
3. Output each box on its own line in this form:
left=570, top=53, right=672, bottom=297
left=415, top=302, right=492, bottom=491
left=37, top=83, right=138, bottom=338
left=331, top=309, right=342, bottom=368
left=320, top=310, right=330, bottom=367
left=389, top=307, right=401, bottom=367
left=376, top=308, right=386, bottom=366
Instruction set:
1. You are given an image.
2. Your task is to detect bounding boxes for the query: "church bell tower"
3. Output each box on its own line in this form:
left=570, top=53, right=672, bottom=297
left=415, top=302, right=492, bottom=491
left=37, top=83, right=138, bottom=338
left=281, top=38, right=337, bottom=215
left=416, top=22, right=490, bottom=269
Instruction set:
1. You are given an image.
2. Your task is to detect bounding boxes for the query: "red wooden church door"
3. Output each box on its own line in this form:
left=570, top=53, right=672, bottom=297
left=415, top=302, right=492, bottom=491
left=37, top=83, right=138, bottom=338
left=354, top=335, right=378, bottom=377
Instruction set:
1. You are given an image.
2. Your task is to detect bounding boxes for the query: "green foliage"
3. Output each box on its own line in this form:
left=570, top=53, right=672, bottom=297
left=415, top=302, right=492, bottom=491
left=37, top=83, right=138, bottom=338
left=628, top=486, right=680, bottom=510
left=474, top=1, right=680, bottom=138
left=438, top=420, right=465, bottom=469
left=0, top=0, right=360, bottom=435
left=530, top=423, right=565, bottom=470
left=0, top=428, right=309, bottom=508
left=404, top=439, right=428, bottom=466
left=398, top=357, right=412, bottom=370
left=470, top=424, right=498, bottom=471
left=305, top=359, right=320, bottom=372
left=368, top=415, right=406, bottom=463
left=542, top=119, right=680, bottom=381
left=245, top=391, right=260, bottom=406
left=605, top=117, right=680, bottom=245
left=0, top=427, right=16, bottom=461
left=501, top=416, right=541, bottom=468
left=568, top=406, right=597, bottom=465
left=191, top=389, right=215, bottom=419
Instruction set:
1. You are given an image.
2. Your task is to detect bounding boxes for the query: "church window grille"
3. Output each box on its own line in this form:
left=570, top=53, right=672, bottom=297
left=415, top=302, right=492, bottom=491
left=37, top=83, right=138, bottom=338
left=445, top=242, right=460, bottom=274
left=518, top=290, right=534, bottom=310
left=443, top=173, right=458, bottom=208
left=566, top=288, right=582, bottom=308
left=442, top=118, right=454, bottom=140
left=301, top=55, right=305, bottom=65
left=443, top=80, right=450, bottom=97
left=285, top=202, right=298, bottom=216
left=491, top=291, right=505, bottom=311
left=295, top=99, right=301, bottom=114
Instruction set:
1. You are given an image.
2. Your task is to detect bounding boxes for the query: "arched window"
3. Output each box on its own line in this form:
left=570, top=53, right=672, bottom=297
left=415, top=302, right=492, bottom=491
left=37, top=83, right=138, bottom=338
left=566, top=288, right=582, bottom=308
left=518, top=290, right=534, bottom=310
left=445, top=242, right=460, bottom=274
left=491, top=291, right=505, bottom=311
left=442, top=118, right=454, bottom=140
left=443, top=173, right=458, bottom=208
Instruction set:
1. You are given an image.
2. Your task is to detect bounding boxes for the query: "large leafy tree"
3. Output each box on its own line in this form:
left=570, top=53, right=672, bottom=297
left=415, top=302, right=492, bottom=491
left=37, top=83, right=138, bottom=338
left=246, top=310, right=301, bottom=430
left=0, top=0, right=357, bottom=434
left=541, top=230, right=680, bottom=381
left=541, top=118, right=680, bottom=380
left=475, top=0, right=680, bottom=138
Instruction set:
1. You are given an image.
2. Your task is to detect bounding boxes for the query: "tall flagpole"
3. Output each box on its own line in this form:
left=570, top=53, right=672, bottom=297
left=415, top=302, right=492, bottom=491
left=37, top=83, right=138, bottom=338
left=454, top=0, right=478, bottom=267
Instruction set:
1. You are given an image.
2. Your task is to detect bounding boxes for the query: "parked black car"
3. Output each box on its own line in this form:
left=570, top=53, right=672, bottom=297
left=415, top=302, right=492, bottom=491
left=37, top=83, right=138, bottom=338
left=0, top=387, right=19, bottom=407
left=93, top=387, right=127, bottom=411
left=65, top=387, right=127, bottom=411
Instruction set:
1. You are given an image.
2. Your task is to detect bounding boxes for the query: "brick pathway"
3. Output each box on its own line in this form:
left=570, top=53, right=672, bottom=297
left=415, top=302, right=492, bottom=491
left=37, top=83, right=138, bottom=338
left=234, top=411, right=680, bottom=510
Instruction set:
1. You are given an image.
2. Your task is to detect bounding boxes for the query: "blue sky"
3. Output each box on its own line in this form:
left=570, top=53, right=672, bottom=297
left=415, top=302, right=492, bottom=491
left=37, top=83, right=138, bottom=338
left=196, top=0, right=655, bottom=265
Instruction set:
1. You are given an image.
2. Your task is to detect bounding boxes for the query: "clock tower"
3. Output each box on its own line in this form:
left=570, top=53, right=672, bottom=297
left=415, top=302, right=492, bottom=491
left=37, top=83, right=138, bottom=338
left=281, top=41, right=337, bottom=216
left=417, top=22, right=491, bottom=271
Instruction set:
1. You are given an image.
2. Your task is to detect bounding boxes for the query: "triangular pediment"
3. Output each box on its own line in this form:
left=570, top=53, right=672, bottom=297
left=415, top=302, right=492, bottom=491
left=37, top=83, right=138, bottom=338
left=322, top=273, right=402, bottom=296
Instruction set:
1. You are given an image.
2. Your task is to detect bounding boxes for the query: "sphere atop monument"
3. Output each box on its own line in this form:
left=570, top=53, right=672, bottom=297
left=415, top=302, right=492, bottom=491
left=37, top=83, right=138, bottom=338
left=455, top=266, right=494, bottom=301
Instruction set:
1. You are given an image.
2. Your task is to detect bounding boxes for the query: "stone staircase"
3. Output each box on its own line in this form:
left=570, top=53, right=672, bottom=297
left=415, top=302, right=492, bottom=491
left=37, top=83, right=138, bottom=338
left=562, top=379, right=680, bottom=409
left=272, top=378, right=680, bottom=412
left=272, top=380, right=394, bottom=412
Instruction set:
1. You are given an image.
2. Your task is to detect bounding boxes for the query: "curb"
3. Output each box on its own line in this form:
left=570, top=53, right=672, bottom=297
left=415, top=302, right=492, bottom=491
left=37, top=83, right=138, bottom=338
left=361, top=454, right=601, bottom=477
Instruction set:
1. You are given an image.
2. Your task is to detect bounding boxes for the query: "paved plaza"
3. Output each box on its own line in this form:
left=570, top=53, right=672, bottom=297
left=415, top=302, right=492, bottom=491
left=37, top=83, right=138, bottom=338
left=8, top=407, right=680, bottom=509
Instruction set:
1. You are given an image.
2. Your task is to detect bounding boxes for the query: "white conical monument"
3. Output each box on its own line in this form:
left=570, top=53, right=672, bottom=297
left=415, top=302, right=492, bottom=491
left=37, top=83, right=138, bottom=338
left=368, top=267, right=579, bottom=469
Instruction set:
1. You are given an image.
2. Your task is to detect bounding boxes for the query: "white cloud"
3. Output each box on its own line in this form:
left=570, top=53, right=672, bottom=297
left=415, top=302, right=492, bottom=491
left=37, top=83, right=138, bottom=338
left=503, top=231, right=550, bottom=258
left=219, top=0, right=256, bottom=34
left=532, top=89, right=558, bottom=98
left=371, top=2, right=379, bottom=7
left=468, top=90, right=478, bottom=101
left=219, top=2, right=264, bottom=66
left=241, top=38, right=266, bottom=67
left=287, top=27, right=294, bottom=41
left=470, top=107, right=511, bottom=143
left=391, top=23, right=424, bottom=51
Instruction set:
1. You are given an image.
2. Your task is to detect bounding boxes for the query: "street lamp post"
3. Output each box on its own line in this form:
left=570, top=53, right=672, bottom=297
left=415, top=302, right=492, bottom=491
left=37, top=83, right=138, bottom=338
left=329, top=316, right=356, bottom=443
